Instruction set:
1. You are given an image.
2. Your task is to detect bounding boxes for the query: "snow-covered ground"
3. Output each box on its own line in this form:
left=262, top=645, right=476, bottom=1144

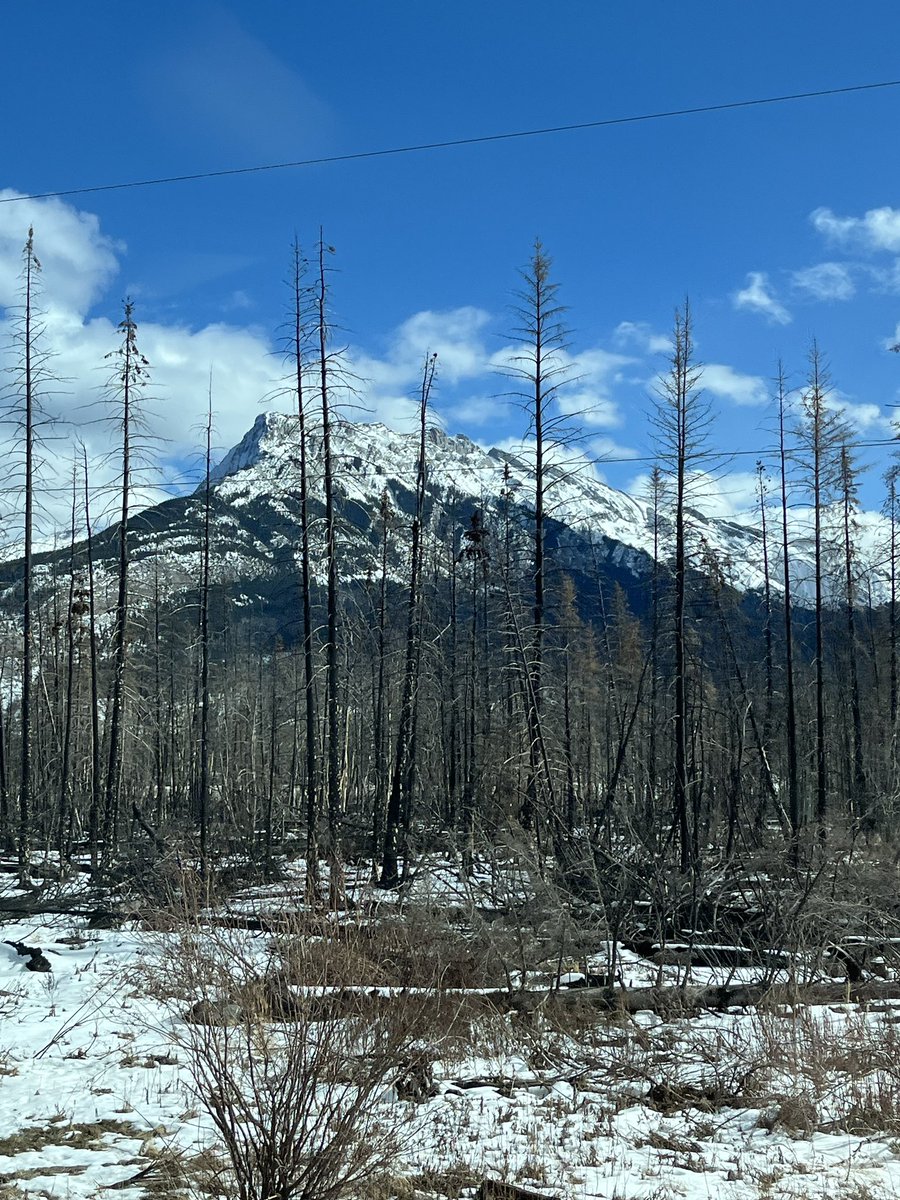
left=3, top=901, right=900, bottom=1200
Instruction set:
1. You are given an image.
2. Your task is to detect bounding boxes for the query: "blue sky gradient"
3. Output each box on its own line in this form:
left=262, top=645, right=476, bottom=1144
left=2, top=1, right=900, bottom=523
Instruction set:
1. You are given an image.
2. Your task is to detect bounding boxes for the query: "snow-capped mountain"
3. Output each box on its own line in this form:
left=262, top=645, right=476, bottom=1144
left=10, top=412, right=894, bottom=622
left=197, top=413, right=891, bottom=606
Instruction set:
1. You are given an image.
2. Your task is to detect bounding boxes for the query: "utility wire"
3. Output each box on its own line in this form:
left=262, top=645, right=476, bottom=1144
left=2, top=432, right=896, bottom=498
left=3, top=78, right=899, bottom=205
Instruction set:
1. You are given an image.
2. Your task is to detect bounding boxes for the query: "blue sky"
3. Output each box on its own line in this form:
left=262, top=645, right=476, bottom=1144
left=2, top=1, right=900, bottom=529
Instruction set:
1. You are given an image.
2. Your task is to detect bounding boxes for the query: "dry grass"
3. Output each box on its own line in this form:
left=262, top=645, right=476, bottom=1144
left=0, top=1118, right=148, bottom=1157
left=742, top=1005, right=900, bottom=1132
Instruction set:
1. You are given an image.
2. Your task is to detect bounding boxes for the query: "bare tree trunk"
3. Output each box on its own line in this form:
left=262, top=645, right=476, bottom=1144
left=104, top=301, right=149, bottom=861
left=317, top=234, right=344, bottom=907
left=757, top=464, right=775, bottom=761
left=800, top=345, right=844, bottom=837
left=445, top=532, right=460, bottom=831
left=887, top=469, right=899, bottom=771
left=198, top=389, right=213, bottom=883
left=57, top=464, right=79, bottom=859
left=840, top=442, right=867, bottom=825
left=381, top=353, right=436, bottom=887
left=647, top=467, right=663, bottom=830
left=459, top=510, right=488, bottom=875
left=264, top=654, right=278, bottom=876
left=371, top=491, right=391, bottom=873
left=0, top=664, right=9, bottom=852
left=777, top=368, right=801, bottom=850
left=658, top=304, right=702, bottom=874
left=82, top=448, right=102, bottom=873
left=17, top=232, right=38, bottom=868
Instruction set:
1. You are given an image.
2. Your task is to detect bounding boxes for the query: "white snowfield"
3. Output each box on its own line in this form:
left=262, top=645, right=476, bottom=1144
left=3, top=908, right=900, bottom=1200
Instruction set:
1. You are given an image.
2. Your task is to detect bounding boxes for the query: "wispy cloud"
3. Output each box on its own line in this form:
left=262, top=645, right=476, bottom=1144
left=732, top=272, right=792, bottom=325
left=589, top=435, right=639, bottom=462
left=145, top=7, right=336, bottom=159
left=613, top=320, right=672, bottom=354
left=792, top=261, right=856, bottom=302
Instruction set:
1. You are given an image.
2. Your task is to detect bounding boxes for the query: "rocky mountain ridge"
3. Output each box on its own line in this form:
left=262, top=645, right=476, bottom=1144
left=8, top=412, right=892, bottom=628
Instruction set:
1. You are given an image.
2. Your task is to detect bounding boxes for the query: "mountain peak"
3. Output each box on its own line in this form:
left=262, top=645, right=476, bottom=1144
left=209, top=411, right=273, bottom=484
left=199, top=411, right=892, bottom=604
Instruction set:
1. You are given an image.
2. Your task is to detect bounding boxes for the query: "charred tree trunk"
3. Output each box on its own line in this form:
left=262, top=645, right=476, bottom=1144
left=380, top=353, right=436, bottom=887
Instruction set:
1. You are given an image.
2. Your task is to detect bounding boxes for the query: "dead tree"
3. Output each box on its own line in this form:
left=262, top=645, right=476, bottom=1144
left=380, top=353, right=437, bottom=888
left=103, top=301, right=151, bottom=862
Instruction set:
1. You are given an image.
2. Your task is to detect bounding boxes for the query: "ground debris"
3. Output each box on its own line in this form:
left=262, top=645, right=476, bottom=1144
left=3, top=939, right=51, bottom=972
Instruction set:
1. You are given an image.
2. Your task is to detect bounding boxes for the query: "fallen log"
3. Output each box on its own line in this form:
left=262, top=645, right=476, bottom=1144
left=548, top=978, right=900, bottom=1014
left=476, top=1181, right=560, bottom=1200
left=0, top=899, right=128, bottom=922
left=478, top=976, right=900, bottom=1018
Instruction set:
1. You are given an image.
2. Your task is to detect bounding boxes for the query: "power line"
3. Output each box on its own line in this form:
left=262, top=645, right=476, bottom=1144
left=594, top=436, right=900, bottom=467
left=3, top=78, right=899, bottom=205
left=1, top=431, right=896, bottom=498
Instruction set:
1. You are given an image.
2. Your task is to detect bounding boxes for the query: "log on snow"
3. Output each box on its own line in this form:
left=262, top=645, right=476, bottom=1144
left=476, top=1181, right=560, bottom=1200
left=539, top=978, right=900, bottom=1014
left=479, top=977, right=900, bottom=1017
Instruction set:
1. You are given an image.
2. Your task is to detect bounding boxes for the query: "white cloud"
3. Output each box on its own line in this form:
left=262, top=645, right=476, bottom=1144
left=354, top=306, right=491, bottom=393
left=490, top=341, right=635, bottom=436
left=688, top=471, right=763, bottom=519
left=447, top=395, right=510, bottom=427
left=0, top=193, right=279, bottom=543
left=556, top=389, right=622, bottom=427
left=626, top=470, right=668, bottom=504
left=353, top=393, right=425, bottom=433
left=490, top=436, right=604, bottom=485
left=702, top=363, right=768, bottom=408
left=557, top=348, right=635, bottom=428
left=223, top=289, right=253, bottom=312
left=825, top=393, right=892, bottom=436
left=866, top=259, right=900, bottom=295
left=792, top=261, right=856, bottom=301
left=391, top=307, right=491, bottom=385
left=732, top=272, right=792, bottom=325
left=349, top=306, right=496, bottom=433
left=0, top=195, right=646, bottom=545
left=589, top=435, right=639, bottom=461
left=811, top=205, right=900, bottom=253
left=0, top=190, right=121, bottom=316
left=613, top=320, right=672, bottom=354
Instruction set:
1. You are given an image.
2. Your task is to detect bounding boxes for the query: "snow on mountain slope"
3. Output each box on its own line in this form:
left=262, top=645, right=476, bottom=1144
left=11, top=413, right=890, bottom=620
left=200, top=412, right=892, bottom=605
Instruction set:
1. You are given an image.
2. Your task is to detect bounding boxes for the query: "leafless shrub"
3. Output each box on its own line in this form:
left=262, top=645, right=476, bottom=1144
left=739, top=1005, right=900, bottom=1133
left=152, top=917, right=432, bottom=1200
left=767, top=1093, right=820, bottom=1135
